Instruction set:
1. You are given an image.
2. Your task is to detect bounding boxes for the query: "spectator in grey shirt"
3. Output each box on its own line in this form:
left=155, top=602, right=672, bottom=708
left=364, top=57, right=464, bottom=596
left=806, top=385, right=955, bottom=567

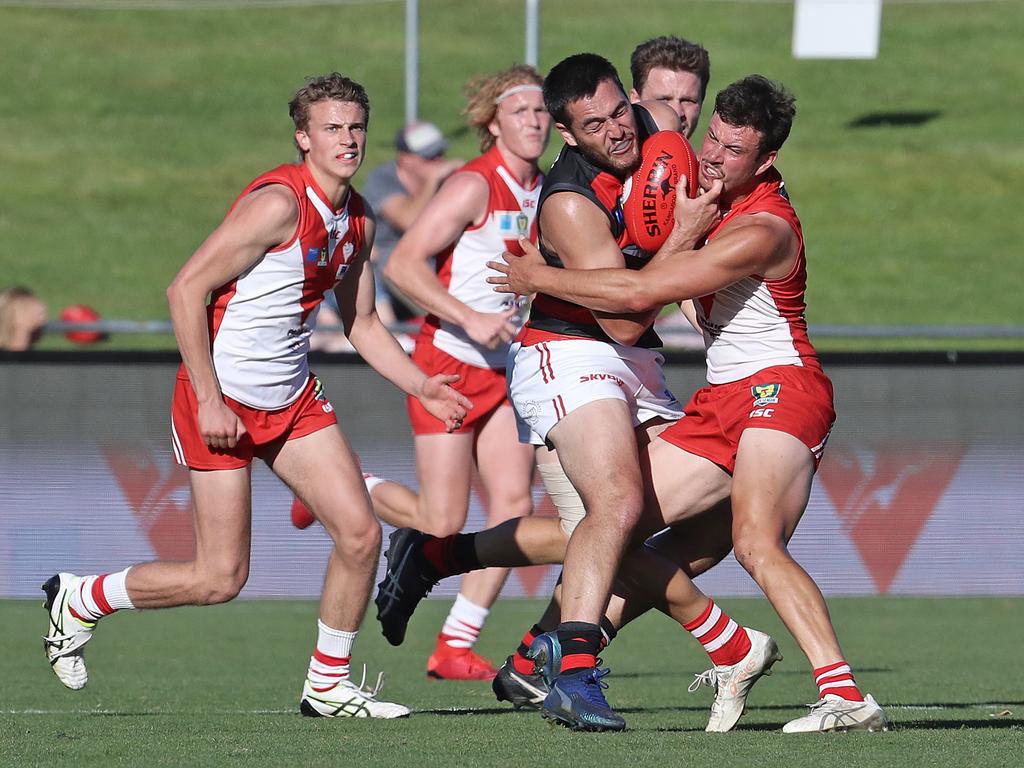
left=362, top=121, right=462, bottom=325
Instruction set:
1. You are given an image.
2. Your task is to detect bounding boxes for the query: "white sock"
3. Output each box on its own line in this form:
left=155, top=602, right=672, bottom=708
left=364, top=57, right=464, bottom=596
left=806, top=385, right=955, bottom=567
left=363, top=473, right=386, bottom=495
left=439, top=594, right=489, bottom=649
left=69, top=567, right=134, bottom=621
left=308, top=620, right=356, bottom=688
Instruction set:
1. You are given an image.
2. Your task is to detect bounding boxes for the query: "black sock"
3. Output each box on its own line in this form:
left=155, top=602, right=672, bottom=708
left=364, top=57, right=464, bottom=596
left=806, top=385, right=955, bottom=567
left=599, top=616, right=618, bottom=650
left=420, top=532, right=482, bottom=578
left=556, top=621, right=601, bottom=674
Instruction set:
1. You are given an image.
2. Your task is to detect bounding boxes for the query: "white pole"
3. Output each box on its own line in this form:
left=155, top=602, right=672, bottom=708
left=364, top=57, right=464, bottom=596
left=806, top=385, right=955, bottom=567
left=405, top=0, right=419, bottom=123
left=525, top=0, right=539, bottom=67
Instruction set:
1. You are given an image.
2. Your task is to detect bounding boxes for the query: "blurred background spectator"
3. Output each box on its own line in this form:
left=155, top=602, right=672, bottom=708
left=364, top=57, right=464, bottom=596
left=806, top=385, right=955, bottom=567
left=363, top=121, right=463, bottom=325
left=312, top=121, right=462, bottom=353
left=0, top=286, right=47, bottom=351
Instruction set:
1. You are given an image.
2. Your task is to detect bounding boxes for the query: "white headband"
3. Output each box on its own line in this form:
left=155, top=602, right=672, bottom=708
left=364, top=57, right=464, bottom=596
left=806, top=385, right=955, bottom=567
left=495, top=83, right=543, bottom=104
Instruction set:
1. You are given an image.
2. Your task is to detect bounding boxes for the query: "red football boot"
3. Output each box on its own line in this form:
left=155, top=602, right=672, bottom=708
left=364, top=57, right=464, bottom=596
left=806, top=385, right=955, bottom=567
left=290, top=497, right=316, bottom=529
left=426, top=640, right=498, bottom=681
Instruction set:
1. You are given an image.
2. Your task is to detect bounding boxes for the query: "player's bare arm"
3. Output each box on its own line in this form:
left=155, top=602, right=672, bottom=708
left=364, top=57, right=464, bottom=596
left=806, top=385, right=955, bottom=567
left=384, top=172, right=517, bottom=351
left=637, top=100, right=683, bottom=133
left=340, top=216, right=471, bottom=432
left=376, top=158, right=464, bottom=232
left=495, top=211, right=797, bottom=314
left=488, top=179, right=721, bottom=300
left=167, top=184, right=299, bottom=449
left=538, top=192, right=659, bottom=345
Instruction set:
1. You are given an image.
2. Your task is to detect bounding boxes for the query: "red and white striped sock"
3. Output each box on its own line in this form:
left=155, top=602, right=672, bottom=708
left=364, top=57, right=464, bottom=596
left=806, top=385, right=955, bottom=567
left=814, top=661, right=865, bottom=701
left=438, top=593, right=488, bottom=650
left=307, top=620, right=356, bottom=691
left=683, top=599, right=752, bottom=667
left=68, top=568, right=134, bottom=622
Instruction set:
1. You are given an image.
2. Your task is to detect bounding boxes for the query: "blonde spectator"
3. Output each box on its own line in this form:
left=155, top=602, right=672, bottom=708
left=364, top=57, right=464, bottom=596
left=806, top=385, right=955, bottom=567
left=0, top=286, right=48, bottom=351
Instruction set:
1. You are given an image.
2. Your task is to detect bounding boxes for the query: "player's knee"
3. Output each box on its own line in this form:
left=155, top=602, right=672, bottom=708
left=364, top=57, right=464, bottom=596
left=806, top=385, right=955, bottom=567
left=485, top=492, right=533, bottom=524
left=335, top=515, right=382, bottom=564
left=193, top=566, right=248, bottom=605
left=423, top=508, right=468, bottom=538
left=732, top=526, right=787, bottom=577
left=588, top=486, right=644, bottom=534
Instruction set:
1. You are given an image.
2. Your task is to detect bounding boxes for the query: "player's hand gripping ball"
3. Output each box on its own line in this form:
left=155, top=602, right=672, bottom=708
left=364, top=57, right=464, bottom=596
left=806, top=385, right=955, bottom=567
left=622, top=131, right=699, bottom=253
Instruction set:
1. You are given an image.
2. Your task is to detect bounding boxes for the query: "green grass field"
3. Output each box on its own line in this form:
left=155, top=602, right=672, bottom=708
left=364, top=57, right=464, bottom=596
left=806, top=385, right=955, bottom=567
left=1, top=1, right=1023, bottom=350
left=1, top=597, right=1021, bottom=766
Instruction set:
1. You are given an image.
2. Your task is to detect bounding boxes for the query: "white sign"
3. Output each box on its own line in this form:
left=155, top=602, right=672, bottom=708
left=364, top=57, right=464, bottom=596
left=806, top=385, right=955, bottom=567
left=793, top=0, right=883, bottom=59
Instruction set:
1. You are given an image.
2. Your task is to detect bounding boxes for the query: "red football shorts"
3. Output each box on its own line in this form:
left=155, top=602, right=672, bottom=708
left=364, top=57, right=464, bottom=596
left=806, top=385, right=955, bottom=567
left=407, top=339, right=509, bottom=435
left=170, top=371, right=338, bottom=470
left=659, top=364, right=836, bottom=474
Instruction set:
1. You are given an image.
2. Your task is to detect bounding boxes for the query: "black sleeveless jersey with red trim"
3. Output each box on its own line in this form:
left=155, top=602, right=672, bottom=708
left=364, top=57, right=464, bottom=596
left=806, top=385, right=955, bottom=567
left=527, top=103, right=661, bottom=348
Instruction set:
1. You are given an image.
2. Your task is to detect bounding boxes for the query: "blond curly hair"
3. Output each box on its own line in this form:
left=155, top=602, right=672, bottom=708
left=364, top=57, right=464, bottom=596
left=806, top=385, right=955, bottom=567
left=463, top=64, right=544, bottom=152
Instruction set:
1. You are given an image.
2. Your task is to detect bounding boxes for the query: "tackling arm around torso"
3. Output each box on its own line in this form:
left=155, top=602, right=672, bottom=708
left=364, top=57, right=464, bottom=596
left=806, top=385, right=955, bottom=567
left=496, top=198, right=796, bottom=315
left=538, top=192, right=661, bottom=346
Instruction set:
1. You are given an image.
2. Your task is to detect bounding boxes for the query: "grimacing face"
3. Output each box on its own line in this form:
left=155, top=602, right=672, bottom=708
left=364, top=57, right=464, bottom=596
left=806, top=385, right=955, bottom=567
left=697, top=113, right=777, bottom=199
left=559, top=78, right=641, bottom=178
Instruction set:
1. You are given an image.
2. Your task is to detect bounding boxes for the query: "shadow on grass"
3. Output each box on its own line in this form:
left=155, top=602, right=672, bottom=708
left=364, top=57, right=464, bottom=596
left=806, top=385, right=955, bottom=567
left=847, top=111, right=942, bottom=128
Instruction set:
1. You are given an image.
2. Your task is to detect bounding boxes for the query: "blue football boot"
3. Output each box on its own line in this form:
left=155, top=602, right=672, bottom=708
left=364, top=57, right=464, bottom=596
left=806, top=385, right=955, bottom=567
left=525, top=631, right=562, bottom=686
left=541, top=666, right=625, bottom=732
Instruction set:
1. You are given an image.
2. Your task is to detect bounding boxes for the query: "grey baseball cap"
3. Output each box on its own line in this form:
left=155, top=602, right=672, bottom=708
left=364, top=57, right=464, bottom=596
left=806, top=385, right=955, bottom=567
left=395, top=121, right=448, bottom=159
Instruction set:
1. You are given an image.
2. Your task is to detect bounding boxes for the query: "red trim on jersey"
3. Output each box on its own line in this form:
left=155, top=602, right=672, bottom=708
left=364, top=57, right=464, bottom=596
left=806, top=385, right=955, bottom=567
left=422, top=145, right=539, bottom=339
left=704, top=168, right=820, bottom=371
left=516, top=324, right=599, bottom=347
left=207, top=163, right=368, bottom=344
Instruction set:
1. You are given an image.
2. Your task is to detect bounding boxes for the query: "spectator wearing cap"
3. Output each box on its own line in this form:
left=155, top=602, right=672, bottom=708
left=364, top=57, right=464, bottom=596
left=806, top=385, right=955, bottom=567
left=361, top=122, right=463, bottom=325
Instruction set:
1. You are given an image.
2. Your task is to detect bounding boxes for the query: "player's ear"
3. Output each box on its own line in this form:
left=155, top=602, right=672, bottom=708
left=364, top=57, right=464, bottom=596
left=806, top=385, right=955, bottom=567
left=295, top=130, right=311, bottom=154
left=628, top=87, right=641, bottom=103
left=755, top=149, right=778, bottom=176
left=555, top=122, right=577, bottom=147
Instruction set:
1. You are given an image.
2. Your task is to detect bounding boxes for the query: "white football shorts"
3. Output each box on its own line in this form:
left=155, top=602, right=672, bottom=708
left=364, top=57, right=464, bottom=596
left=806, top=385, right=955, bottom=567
left=507, top=338, right=682, bottom=446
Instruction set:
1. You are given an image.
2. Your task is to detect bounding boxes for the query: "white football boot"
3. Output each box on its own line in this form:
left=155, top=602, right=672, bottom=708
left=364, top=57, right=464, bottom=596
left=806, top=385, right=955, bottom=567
left=300, top=668, right=411, bottom=719
left=688, top=628, right=783, bottom=732
left=783, top=693, right=890, bottom=733
left=41, top=573, right=96, bottom=690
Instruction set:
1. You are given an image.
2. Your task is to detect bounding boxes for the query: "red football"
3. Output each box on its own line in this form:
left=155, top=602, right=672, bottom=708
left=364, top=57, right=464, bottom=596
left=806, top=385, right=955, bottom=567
left=622, top=130, right=699, bottom=253
left=60, top=304, right=105, bottom=344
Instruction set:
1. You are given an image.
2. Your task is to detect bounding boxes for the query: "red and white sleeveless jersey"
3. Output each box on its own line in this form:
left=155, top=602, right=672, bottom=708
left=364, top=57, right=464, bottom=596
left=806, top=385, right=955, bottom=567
left=695, top=169, right=821, bottom=384
left=208, top=163, right=366, bottom=409
left=421, top=145, right=542, bottom=369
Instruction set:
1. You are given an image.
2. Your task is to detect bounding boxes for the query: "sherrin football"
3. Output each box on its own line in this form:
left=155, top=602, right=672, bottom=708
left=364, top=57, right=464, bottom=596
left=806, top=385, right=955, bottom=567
left=622, top=130, right=699, bottom=253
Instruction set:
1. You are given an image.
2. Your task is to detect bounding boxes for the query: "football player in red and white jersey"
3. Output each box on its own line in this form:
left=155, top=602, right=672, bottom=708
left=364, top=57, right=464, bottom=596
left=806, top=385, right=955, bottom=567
left=40, top=73, right=470, bottom=719
left=493, top=75, right=890, bottom=734
left=375, top=65, right=550, bottom=681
